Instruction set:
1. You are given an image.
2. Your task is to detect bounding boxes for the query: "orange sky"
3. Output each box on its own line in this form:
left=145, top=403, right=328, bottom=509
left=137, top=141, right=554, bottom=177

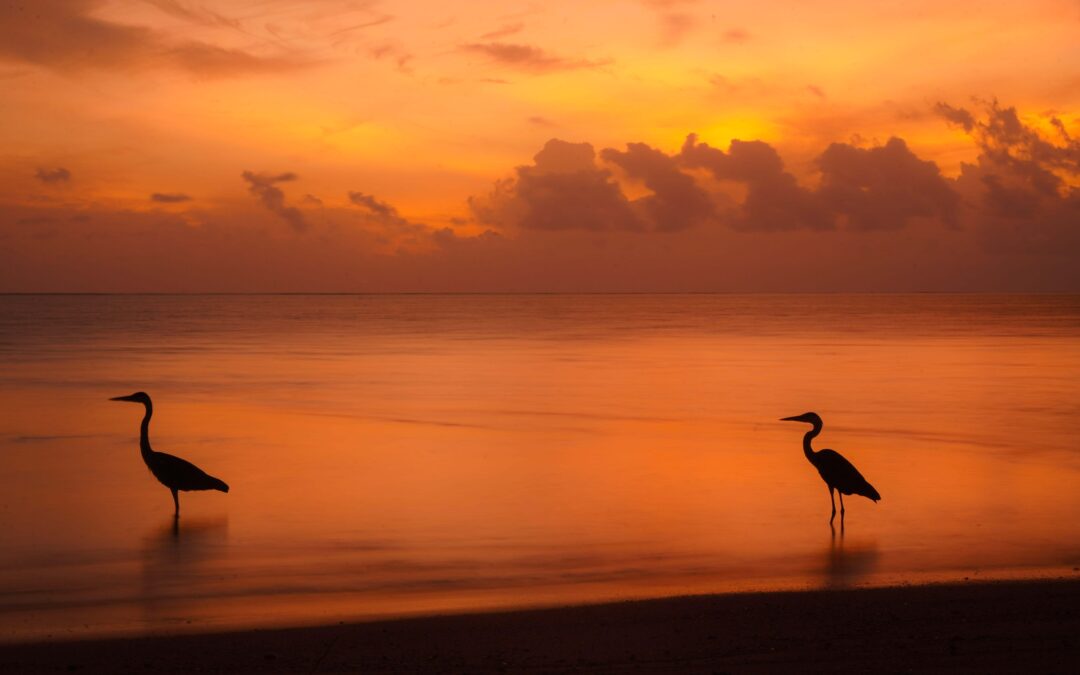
left=1, top=0, right=1078, bottom=291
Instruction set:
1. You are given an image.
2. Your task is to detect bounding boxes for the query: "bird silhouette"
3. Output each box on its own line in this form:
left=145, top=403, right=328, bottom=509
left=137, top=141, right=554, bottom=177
left=110, top=392, right=229, bottom=517
left=781, top=412, right=879, bottom=525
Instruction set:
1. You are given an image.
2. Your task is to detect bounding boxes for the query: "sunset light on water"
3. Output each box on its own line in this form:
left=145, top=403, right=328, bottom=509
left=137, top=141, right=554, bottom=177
left=3, top=295, right=1078, bottom=642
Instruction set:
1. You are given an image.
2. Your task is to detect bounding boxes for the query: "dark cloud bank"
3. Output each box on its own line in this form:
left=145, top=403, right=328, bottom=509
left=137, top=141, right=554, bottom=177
left=472, top=123, right=970, bottom=235
left=3, top=102, right=1078, bottom=292
left=468, top=100, right=1076, bottom=260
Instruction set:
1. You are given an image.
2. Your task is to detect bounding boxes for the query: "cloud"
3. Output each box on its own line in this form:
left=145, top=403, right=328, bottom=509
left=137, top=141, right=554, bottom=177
left=479, top=23, right=525, bottom=40
left=816, top=137, right=959, bottom=229
left=35, top=167, right=71, bottom=184
left=602, top=142, right=714, bottom=231
left=4, top=100, right=1076, bottom=293
left=477, top=132, right=964, bottom=234
left=679, top=135, right=830, bottom=230
left=9, top=195, right=1076, bottom=293
left=0, top=0, right=306, bottom=77
left=471, top=139, right=641, bottom=231
left=5, top=104, right=1080, bottom=294
left=324, top=15, right=394, bottom=38
left=483, top=117, right=996, bottom=235
left=347, top=191, right=432, bottom=245
left=461, top=43, right=607, bottom=72
left=142, top=0, right=241, bottom=30
left=945, top=100, right=1078, bottom=196
left=348, top=192, right=401, bottom=221
left=167, top=42, right=304, bottom=77
left=934, top=102, right=975, bottom=132
left=241, top=171, right=307, bottom=231
left=980, top=174, right=1039, bottom=218
left=939, top=100, right=1080, bottom=253
left=150, top=192, right=191, bottom=203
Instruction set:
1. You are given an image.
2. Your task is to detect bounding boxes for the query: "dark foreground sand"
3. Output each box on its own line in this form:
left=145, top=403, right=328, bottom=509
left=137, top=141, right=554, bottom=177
left=2, top=579, right=1078, bottom=673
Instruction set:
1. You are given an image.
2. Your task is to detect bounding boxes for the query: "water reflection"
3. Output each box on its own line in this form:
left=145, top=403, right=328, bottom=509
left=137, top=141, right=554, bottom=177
left=822, top=528, right=879, bottom=588
left=141, top=517, right=229, bottom=625
left=2, top=294, right=1079, bottom=640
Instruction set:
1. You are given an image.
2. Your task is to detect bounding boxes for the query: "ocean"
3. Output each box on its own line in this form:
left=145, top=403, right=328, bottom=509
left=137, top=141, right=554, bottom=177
left=1, top=294, right=1078, bottom=640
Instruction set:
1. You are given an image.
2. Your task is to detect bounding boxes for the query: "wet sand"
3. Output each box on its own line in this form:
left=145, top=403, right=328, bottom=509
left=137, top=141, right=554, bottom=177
left=2, top=578, right=1078, bottom=673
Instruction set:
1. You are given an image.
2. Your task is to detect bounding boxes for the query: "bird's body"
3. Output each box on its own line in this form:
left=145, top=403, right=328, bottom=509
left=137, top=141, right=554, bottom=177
left=810, top=449, right=878, bottom=500
left=111, top=392, right=229, bottom=516
left=145, top=452, right=230, bottom=494
left=782, top=412, right=879, bottom=524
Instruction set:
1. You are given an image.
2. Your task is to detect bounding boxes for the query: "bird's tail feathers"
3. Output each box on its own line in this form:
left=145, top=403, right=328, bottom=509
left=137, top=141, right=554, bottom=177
left=209, top=477, right=229, bottom=493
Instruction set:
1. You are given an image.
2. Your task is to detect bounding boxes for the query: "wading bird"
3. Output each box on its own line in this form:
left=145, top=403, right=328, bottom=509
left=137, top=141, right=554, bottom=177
left=781, top=412, right=880, bottom=524
left=110, top=392, right=229, bottom=517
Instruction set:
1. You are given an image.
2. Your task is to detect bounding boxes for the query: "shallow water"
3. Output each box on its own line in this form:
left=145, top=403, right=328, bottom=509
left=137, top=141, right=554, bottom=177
left=1, top=294, right=1079, bottom=641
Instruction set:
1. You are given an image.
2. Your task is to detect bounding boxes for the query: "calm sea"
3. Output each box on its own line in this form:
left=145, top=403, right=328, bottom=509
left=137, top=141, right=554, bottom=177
left=1, top=294, right=1079, bottom=641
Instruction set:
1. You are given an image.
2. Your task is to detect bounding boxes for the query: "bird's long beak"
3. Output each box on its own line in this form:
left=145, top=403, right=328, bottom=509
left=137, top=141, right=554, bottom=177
left=110, top=394, right=138, bottom=402
left=780, top=415, right=802, bottom=422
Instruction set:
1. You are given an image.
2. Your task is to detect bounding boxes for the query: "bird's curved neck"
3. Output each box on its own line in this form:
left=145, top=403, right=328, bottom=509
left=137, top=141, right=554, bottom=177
left=802, top=422, right=822, bottom=461
left=138, top=401, right=154, bottom=459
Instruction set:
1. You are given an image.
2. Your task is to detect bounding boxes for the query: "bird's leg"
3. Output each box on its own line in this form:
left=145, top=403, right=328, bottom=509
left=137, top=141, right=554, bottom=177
left=829, top=487, right=836, bottom=525
left=171, top=488, right=180, bottom=518
left=839, top=492, right=846, bottom=521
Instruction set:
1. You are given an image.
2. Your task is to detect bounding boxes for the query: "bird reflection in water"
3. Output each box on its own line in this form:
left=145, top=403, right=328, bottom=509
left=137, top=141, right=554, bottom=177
left=822, top=527, right=879, bottom=588
left=141, top=516, right=229, bottom=626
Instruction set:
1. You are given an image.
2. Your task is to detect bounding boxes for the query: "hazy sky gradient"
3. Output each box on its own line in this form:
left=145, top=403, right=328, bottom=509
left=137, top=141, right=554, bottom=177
left=1, top=0, right=1078, bottom=291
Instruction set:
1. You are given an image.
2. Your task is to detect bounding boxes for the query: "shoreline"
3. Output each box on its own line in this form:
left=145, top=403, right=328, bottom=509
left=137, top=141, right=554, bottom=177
left=2, top=577, right=1078, bottom=673
left=4, top=565, right=1074, bottom=646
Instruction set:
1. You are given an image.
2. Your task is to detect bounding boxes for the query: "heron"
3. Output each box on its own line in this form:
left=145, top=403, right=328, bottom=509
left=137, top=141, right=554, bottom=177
left=110, top=392, right=229, bottom=517
left=781, top=412, right=880, bottom=524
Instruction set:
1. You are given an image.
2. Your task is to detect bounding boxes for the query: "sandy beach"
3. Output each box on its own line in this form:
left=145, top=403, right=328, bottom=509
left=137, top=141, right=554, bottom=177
left=2, top=578, right=1077, bottom=673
